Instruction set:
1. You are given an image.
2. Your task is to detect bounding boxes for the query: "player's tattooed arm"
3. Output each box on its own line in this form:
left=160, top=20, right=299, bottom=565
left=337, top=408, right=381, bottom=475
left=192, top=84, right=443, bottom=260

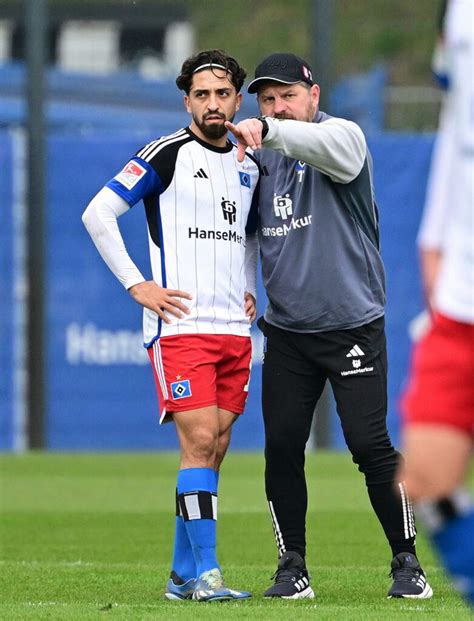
left=128, top=281, right=192, bottom=324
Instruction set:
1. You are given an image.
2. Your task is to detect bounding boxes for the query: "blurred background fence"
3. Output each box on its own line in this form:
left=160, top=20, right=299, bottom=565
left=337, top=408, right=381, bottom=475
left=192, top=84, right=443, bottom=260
left=0, top=0, right=443, bottom=452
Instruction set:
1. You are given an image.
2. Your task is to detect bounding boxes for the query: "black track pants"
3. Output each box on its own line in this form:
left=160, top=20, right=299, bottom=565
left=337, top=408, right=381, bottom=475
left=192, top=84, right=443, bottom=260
left=261, top=317, right=416, bottom=560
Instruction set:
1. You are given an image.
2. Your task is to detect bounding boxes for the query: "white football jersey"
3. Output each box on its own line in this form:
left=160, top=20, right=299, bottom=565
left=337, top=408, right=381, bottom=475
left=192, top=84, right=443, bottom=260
left=107, top=128, right=260, bottom=345
left=418, top=0, right=474, bottom=323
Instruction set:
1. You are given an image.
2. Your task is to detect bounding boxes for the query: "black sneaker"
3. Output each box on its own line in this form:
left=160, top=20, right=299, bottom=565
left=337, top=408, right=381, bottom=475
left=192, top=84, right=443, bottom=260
left=387, top=552, right=433, bottom=599
left=264, top=551, right=315, bottom=599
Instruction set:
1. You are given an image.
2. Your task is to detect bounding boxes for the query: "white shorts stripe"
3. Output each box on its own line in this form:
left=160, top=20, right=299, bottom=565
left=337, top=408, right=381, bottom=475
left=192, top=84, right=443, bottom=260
left=152, top=341, right=169, bottom=424
left=152, top=340, right=168, bottom=400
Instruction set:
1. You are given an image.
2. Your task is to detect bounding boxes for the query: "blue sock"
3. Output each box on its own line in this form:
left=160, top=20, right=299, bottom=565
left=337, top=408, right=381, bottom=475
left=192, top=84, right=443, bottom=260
left=417, top=490, right=474, bottom=606
left=177, top=468, right=219, bottom=576
left=432, top=508, right=474, bottom=605
left=170, top=488, right=196, bottom=582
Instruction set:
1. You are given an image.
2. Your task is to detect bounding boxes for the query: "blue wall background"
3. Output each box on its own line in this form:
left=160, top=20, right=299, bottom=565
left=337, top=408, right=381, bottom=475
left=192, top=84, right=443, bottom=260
left=1, top=128, right=433, bottom=451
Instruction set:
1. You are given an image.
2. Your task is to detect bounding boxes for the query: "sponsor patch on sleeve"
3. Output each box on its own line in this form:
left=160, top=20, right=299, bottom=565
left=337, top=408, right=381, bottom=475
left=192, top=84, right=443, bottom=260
left=114, top=160, right=147, bottom=190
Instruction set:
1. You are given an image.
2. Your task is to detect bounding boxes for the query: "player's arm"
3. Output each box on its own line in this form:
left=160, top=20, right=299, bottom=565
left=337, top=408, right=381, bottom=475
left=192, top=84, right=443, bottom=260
left=244, top=233, right=258, bottom=323
left=243, top=178, right=259, bottom=323
left=82, top=186, right=191, bottom=324
left=419, top=248, right=443, bottom=310
left=227, top=117, right=366, bottom=183
left=416, top=102, right=454, bottom=310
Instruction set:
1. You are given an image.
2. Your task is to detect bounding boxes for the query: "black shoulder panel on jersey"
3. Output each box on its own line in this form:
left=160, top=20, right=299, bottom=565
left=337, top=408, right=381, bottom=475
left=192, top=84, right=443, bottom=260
left=243, top=149, right=260, bottom=168
left=144, top=195, right=161, bottom=248
left=138, top=133, right=193, bottom=249
left=246, top=178, right=260, bottom=235
left=138, top=132, right=193, bottom=192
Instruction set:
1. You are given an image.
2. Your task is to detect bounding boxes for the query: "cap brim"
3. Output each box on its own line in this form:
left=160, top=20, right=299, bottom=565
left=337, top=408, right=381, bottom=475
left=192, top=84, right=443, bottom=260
left=247, top=75, right=301, bottom=93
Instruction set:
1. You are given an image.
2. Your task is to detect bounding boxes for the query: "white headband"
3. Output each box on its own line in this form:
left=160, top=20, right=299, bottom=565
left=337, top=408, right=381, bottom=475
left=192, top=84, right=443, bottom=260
left=193, top=62, right=230, bottom=74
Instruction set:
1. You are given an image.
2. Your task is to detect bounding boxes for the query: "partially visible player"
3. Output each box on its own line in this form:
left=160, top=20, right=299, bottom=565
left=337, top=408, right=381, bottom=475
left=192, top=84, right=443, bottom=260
left=399, top=0, right=474, bottom=606
left=82, top=49, right=260, bottom=602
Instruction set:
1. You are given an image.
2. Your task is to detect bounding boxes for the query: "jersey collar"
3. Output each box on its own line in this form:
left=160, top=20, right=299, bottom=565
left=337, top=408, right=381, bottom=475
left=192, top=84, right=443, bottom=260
left=185, top=127, right=234, bottom=153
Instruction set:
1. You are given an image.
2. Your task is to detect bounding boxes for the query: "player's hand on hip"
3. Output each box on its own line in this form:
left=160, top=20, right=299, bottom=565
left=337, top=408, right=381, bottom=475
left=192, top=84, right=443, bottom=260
left=225, top=119, right=264, bottom=162
left=244, top=291, right=257, bottom=323
left=128, top=280, right=192, bottom=324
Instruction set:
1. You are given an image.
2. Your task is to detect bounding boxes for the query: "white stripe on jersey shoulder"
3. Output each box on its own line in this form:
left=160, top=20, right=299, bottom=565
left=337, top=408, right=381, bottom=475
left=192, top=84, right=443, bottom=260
left=137, top=129, right=189, bottom=162
left=136, top=128, right=187, bottom=159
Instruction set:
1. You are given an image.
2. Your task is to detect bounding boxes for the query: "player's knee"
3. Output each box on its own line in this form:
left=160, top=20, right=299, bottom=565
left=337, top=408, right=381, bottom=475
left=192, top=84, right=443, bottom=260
left=404, top=470, right=458, bottom=502
left=403, top=471, right=435, bottom=502
left=347, top=430, right=395, bottom=460
left=182, top=428, right=219, bottom=464
left=349, top=438, right=399, bottom=480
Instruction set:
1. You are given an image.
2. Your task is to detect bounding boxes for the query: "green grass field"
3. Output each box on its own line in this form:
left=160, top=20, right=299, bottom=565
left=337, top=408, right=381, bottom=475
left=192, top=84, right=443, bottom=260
left=0, top=451, right=471, bottom=620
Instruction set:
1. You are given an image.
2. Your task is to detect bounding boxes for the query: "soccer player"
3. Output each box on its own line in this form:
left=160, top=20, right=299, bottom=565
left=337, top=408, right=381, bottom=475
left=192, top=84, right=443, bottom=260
left=82, top=49, right=259, bottom=602
left=400, top=0, right=474, bottom=605
left=226, top=52, right=432, bottom=599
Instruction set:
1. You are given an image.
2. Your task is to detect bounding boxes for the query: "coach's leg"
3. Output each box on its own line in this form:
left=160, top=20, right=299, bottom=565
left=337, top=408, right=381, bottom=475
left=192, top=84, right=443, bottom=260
left=263, top=326, right=325, bottom=560
left=328, top=321, right=416, bottom=558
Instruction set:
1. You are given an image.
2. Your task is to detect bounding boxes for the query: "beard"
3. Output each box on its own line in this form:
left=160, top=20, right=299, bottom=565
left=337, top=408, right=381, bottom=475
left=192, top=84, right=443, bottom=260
left=193, top=111, right=235, bottom=140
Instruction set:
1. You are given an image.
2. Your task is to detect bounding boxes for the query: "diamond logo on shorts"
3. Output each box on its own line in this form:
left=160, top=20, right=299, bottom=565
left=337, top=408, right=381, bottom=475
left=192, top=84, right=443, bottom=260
left=170, top=379, right=192, bottom=400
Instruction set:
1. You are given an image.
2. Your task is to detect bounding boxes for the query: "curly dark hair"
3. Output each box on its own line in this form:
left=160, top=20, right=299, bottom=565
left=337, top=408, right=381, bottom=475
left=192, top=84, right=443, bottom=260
left=176, top=49, right=246, bottom=94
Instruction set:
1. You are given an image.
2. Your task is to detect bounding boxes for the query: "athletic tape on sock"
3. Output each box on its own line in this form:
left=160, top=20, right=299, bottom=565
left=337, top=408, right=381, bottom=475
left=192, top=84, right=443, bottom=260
left=178, top=491, right=217, bottom=521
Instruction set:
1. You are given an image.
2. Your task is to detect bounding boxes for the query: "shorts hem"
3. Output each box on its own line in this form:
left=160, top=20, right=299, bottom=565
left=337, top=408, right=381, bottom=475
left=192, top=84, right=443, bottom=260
left=160, top=400, right=246, bottom=423
left=217, top=402, right=245, bottom=415
left=165, top=398, right=218, bottom=415
left=404, top=419, right=473, bottom=437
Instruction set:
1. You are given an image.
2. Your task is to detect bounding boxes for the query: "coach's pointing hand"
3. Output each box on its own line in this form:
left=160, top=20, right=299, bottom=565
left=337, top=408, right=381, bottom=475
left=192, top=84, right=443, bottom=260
left=128, top=281, right=192, bottom=324
left=225, top=119, right=264, bottom=162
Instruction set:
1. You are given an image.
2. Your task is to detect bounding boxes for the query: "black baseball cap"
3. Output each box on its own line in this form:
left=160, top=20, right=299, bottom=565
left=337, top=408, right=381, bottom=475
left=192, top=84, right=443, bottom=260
left=247, top=52, right=314, bottom=93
